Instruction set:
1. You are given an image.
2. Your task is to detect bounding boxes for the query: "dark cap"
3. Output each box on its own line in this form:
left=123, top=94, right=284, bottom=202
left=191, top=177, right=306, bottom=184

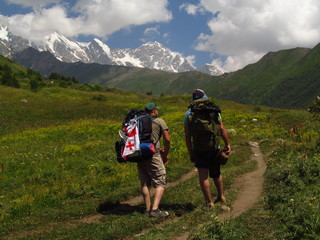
left=192, top=89, right=206, bottom=100
left=145, top=102, right=159, bottom=111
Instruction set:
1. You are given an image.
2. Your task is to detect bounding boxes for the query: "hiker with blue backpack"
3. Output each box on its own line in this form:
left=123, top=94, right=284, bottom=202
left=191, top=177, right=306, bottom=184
left=184, top=89, right=231, bottom=208
left=137, top=102, right=171, bottom=218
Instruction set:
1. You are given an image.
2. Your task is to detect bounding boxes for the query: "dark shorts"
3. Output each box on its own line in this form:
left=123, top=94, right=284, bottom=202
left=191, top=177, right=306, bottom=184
left=194, top=150, right=221, bottom=178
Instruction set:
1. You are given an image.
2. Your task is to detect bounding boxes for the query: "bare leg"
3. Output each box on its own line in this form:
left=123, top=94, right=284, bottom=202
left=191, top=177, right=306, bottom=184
left=152, top=186, right=165, bottom=210
left=198, top=168, right=214, bottom=206
left=141, top=185, right=151, bottom=211
left=214, top=175, right=226, bottom=202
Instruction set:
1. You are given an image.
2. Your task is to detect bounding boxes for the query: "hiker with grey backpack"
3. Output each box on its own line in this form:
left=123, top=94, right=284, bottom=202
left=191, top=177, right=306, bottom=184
left=116, top=102, right=170, bottom=218
left=184, top=89, right=231, bottom=208
left=139, top=102, right=171, bottom=217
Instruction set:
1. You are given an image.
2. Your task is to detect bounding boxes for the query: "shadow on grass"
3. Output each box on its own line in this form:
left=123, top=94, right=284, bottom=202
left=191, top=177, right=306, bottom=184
left=97, top=202, right=196, bottom=217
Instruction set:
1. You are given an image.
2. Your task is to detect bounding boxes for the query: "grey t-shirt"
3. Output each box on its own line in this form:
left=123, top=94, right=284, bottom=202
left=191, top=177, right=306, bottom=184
left=151, top=118, right=168, bottom=150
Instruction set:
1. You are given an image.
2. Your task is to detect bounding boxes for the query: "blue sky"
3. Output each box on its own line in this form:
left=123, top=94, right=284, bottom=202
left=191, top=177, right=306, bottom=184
left=1, top=0, right=320, bottom=72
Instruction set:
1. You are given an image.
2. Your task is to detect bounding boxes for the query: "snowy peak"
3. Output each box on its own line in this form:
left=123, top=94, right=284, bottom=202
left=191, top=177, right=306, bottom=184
left=197, top=64, right=224, bottom=76
left=85, top=38, right=113, bottom=64
left=92, top=38, right=111, bottom=56
left=41, top=32, right=89, bottom=62
left=0, top=24, right=223, bottom=75
left=0, top=25, right=9, bottom=41
left=142, top=41, right=162, bottom=47
left=0, top=25, right=33, bottom=58
left=111, top=41, right=195, bottom=72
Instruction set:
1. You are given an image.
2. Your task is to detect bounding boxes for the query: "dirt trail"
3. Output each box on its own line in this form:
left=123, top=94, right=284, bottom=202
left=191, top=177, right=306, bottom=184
left=7, top=142, right=265, bottom=240
left=6, top=169, right=197, bottom=239
left=219, top=141, right=266, bottom=219
left=78, top=169, right=197, bottom=224
left=174, top=141, right=266, bottom=240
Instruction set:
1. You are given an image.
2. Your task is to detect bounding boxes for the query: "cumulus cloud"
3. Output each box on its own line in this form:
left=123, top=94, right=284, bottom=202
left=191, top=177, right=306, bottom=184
left=179, top=3, right=206, bottom=15
left=140, top=26, right=161, bottom=43
left=72, top=0, right=172, bottom=37
left=144, top=26, right=160, bottom=36
left=189, top=0, right=320, bottom=71
left=6, top=0, right=60, bottom=8
left=7, top=5, right=82, bottom=43
left=4, top=0, right=172, bottom=43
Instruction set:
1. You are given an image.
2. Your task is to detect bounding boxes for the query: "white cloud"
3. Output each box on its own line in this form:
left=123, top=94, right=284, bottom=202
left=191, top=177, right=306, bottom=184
left=196, top=0, right=320, bottom=71
left=186, top=55, right=196, bottom=67
left=144, top=26, right=160, bottom=37
left=163, top=32, right=169, bottom=39
left=72, top=0, right=172, bottom=37
left=140, top=26, right=161, bottom=43
left=7, top=5, right=82, bottom=43
left=4, top=0, right=172, bottom=43
left=179, top=3, right=206, bottom=15
left=6, top=0, right=60, bottom=8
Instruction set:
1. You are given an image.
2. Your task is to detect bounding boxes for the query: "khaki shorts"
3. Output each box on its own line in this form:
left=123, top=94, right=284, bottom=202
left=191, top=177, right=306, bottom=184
left=137, top=152, right=167, bottom=188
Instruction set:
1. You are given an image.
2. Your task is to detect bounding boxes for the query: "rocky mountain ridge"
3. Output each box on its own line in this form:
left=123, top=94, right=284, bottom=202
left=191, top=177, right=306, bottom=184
left=0, top=24, right=223, bottom=76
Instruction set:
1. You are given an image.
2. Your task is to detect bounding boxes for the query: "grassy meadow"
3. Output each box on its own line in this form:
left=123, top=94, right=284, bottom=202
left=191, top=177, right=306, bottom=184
left=0, top=82, right=319, bottom=239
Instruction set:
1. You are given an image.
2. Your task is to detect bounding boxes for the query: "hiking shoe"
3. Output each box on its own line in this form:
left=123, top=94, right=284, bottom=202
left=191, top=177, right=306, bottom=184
left=204, top=202, right=215, bottom=208
left=149, top=209, right=169, bottom=218
left=214, top=196, right=226, bottom=204
left=144, top=210, right=150, bottom=216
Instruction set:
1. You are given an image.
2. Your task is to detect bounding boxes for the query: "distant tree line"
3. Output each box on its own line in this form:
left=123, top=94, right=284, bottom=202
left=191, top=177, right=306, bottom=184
left=0, top=60, right=110, bottom=94
left=0, top=64, right=20, bottom=88
left=308, top=96, right=320, bottom=120
left=48, top=72, right=78, bottom=83
left=0, top=63, right=80, bottom=92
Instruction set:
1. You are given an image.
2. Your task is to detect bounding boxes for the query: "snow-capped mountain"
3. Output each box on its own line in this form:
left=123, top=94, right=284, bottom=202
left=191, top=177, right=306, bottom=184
left=196, top=64, right=224, bottom=76
left=112, top=42, right=195, bottom=72
left=39, top=32, right=115, bottom=65
left=0, top=24, right=34, bottom=58
left=0, top=24, right=223, bottom=75
left=41, top=32, right=90, bottom=63
left=39, top=32, right=195, bottom=72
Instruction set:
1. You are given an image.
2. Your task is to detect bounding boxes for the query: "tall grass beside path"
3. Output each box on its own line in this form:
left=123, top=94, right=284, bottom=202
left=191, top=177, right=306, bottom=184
left=0, top=84, right=312, bottom=239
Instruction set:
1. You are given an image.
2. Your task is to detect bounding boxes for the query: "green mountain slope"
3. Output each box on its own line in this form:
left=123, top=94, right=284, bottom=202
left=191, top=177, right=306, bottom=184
left=11, top=43, right=320, bottom=109
left=105, top=44, right=320, bottom=109
left=13, top=48, right=214, bottom=95
left=83, top=43, right=320, bottom=109
left=208, top=48, right=310, bottom=105
left=0, top=55, right=27, bottom=74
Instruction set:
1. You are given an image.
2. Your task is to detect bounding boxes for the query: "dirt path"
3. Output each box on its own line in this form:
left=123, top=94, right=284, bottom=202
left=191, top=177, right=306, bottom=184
left=6, top=169, right=197, bottom=239
left=219, top=141, right=266, bottom=219
left=78, top=169, right=197, bottom=224
left=7, top=142, right=265, bottom=240
left=174, top=141, right=266, bottom=240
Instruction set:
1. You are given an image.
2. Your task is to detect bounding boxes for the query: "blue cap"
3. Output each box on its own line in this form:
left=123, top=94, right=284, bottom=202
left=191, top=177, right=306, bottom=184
left=192, top=89, right=208, bottom=100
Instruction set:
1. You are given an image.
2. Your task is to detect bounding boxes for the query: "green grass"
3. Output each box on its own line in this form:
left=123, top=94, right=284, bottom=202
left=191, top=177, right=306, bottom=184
left=1, top=83, right=317, bottom=240
left=186, top=117, right=320, bottom=240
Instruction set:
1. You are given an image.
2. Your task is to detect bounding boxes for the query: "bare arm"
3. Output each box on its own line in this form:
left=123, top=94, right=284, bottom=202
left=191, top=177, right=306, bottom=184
left=184, top=124, right=194, bottom=162
left=220, top=121, right=231, bottom=154
left=161, top=130, right=170, bottom=165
